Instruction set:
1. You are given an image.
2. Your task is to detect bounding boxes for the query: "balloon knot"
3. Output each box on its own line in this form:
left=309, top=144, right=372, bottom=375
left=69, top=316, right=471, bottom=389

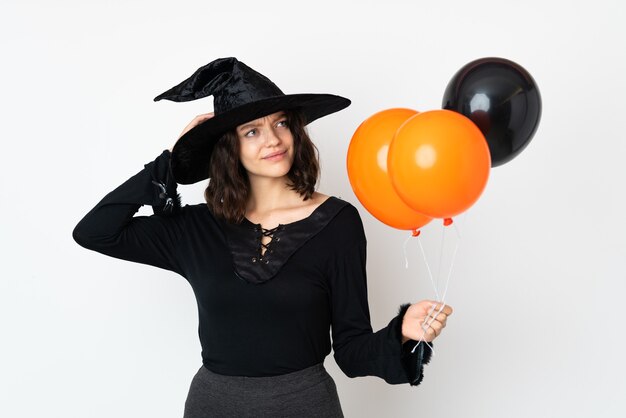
left=443, top=218, right=453, bottom=226
left=411, top=229, right=421, bottom=237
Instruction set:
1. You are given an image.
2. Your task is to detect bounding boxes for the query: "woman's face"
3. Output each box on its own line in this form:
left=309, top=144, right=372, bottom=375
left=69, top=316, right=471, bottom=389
left=236, top=110, right=295, bottom=180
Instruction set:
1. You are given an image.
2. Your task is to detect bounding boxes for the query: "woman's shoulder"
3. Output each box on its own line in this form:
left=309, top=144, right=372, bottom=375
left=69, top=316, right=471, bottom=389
left=177, top=202, right=222, bottom=225
left=316, top=193, right=360, bottom=216
left=313, top=194, right=365, bottom=241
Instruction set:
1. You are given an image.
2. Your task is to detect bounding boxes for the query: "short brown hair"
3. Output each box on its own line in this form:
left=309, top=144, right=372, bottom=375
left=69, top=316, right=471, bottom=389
left=204, top=109, right=319, bottom=223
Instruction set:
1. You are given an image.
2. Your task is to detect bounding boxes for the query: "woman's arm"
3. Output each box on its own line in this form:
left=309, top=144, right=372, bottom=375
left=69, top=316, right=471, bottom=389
left=328, top=205, right=448, bottom=386
left=72, top=113, right=215, bottom=275
left=72, top=149, right=186, bottom=276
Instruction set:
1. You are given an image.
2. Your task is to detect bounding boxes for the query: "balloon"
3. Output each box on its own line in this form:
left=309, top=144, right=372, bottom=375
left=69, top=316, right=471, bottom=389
left=388, top=110, right=490, bottom=219
left=347, top=108, right=432, bottom=231
left=442, top=57, right=542, bottom=167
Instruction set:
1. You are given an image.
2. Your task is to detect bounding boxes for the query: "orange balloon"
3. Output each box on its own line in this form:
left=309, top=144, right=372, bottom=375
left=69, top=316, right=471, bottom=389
left=347, top=108, right=432, bottom=231
left=388, top=109, right=491, bottom=218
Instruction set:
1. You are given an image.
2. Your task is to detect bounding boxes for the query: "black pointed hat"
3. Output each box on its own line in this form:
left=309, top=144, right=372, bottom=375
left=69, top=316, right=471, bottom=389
left=154, top=57, right=351, bottom=185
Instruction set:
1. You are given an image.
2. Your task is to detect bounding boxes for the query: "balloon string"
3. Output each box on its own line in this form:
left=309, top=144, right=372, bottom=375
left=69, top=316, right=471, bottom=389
left=456, top=211, right=469, bottom=236
left=436, top=222, right=446, bottom=294
left=411, top=294, right=449, bottom=355
left=404, top=231, right=435, bottom=353
left=416, top=235, right=441, bottom=301
left=410, top=303, right=437, bottom=354
left=411, top=235, right=439, bottom=355
left=402, top=235, right=412, bottom=269
left=402, top=235, right=432, bottom=353
left=439, top=232, right=460, bottom=304
left=453, top=221, right=462, bottom=240
left=438, top=216, right=463, bottom=306
left=410, top=304, right=436, bottom=354
left=411, top=220, right=463, bottom=354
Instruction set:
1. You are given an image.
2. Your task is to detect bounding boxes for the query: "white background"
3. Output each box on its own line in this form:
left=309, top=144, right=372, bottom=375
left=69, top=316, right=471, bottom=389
left=1, top=0, right=625, bottom=417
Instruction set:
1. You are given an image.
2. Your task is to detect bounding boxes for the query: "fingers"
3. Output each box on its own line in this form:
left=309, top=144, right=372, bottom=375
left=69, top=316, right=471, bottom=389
left=419, top=321, right=444, bottom=342
left=422, top=318, right=445, bottom=334
left=427, top=312, right=448, bottom=325
left=425, top=300, right=453, bottom=316
left=178, top=113, right=216, bottom=140
left=420, top=305, right=450, bottom=340
left=404, top=300, right=453, bottom=342
left=189, top=112, right=215, bottom=127
left=409, top=317, right=445, bottom=343
left=418, top=322, right=439, bottom=341
left=195, top=112, right=215, bottom=120
left=417, top=301, right=452, bottom=325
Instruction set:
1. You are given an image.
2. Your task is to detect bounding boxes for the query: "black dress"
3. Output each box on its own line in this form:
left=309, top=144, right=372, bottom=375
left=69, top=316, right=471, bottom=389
left=72, top=149, right=432, bottom=385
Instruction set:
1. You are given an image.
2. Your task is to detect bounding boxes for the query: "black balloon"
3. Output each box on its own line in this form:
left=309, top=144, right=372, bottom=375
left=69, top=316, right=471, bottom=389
left=442, top=57, right=542, bottom=167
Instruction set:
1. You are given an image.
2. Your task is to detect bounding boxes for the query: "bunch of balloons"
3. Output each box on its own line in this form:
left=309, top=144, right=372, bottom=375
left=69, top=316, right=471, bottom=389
left=347, top=57, right=541, bottom=233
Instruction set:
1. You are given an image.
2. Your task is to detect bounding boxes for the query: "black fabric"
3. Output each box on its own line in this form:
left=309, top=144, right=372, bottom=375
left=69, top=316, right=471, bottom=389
left=398, top=303, right=433, bottom=386
left=183, top=363, right=344, bottom=417
left=154, top=58, right=285, bottom=109
left=218, top=197, right=349, bottom=284
left=153, top=57, right=351, bottom=185
left=72, top=150, right=431, bottom=385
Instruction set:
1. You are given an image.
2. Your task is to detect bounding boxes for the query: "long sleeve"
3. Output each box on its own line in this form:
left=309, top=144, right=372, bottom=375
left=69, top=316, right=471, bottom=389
left=72, top=150, right=186, bottom=276
left=329, top=205, right=432, bottom=386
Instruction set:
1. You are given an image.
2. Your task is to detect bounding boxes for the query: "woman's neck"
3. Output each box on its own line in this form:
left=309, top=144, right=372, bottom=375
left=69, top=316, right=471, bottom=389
left=246, top=175, right=303, bottom=215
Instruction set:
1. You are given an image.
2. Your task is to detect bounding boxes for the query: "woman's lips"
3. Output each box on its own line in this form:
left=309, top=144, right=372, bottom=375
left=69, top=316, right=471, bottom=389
left=262, top=150, right=287, bottom=161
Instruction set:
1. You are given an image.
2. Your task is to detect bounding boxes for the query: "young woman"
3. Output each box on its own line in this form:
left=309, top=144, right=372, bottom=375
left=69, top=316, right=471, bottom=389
left=73, top=57, right=452, bottom=417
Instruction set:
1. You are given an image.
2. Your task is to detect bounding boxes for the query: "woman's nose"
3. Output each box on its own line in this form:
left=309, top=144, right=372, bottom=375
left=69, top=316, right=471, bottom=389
left=265, top=128, right=281, bottom=146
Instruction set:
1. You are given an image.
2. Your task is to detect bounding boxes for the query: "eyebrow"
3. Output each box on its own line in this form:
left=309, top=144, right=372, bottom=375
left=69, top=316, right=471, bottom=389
left=237, top=112, right=287, bottom=131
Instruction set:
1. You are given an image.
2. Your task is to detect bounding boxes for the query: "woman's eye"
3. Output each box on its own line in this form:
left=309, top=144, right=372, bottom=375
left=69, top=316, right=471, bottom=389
left=245, top=129, right=257, bottom=137
left=276, top=120, right=288, bottom=128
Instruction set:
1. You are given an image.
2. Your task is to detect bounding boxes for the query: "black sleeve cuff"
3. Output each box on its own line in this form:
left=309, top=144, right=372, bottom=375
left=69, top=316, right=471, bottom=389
left=145, top=149, right=182, bottom=216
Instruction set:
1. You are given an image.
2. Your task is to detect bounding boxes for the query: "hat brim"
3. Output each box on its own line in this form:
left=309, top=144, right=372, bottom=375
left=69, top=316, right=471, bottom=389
left=170, top=93, right=351, bottom=184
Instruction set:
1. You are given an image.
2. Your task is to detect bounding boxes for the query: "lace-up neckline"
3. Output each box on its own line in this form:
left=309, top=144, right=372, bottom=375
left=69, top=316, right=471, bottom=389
left=253, top=224, right=284, bottom=264
left=217, top=197, right=348, bottom=285
left=260, top=225, right=280, bottom=255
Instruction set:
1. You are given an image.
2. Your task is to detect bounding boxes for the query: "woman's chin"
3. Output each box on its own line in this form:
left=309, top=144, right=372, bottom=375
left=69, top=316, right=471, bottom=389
left=249, top=167, right=292, bottom=181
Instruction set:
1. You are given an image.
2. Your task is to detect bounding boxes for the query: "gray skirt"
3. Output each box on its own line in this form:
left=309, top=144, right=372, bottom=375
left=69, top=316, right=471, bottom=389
left=183, top=363, right=344, bottom=418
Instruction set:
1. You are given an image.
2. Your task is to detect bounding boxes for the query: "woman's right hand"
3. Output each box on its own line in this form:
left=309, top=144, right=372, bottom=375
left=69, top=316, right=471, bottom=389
left=169, top=112, right=215, bottom=152
left=401, top=300, right=453, bottom=344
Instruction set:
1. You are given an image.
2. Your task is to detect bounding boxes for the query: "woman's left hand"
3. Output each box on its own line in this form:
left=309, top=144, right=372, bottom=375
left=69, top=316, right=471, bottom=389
left=401, top=300, right=453, bottom=344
